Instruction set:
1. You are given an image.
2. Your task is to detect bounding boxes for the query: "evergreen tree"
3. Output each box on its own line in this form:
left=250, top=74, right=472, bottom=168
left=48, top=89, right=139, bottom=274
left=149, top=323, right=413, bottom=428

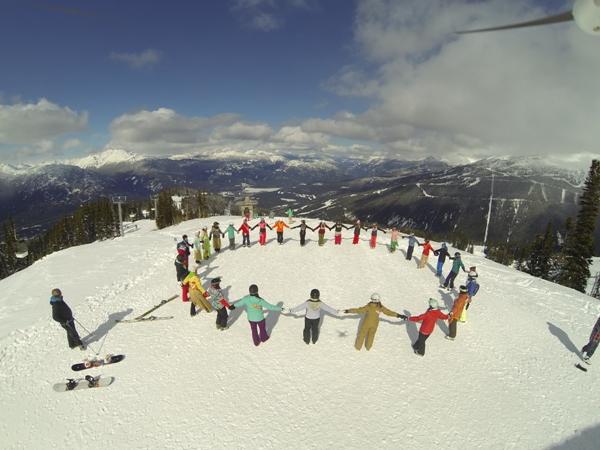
left=557, top=160, right=600, bottom=292
left=525, top=223, right=557, bottom=280
left=3, top=219, right=17, bottom=273
left=156, top=191, right=175, bottom=229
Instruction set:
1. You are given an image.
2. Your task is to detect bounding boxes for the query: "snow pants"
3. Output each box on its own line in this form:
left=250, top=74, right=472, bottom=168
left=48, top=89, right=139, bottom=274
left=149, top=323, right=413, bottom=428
left=299, top=230, right=306, bottom=246
left=249, top=319, right=269, bottom=346
left=303, top=317, right=320, bottom=344
left=436, top=260, right=444, bottom=276
left=318, top=233, right=325, bottom=246
left=418, top=254, right=429, bottom=268
left=334, top=233, right=342, bottom=245
left=406, top=245, right=414, bottom=260
left=390, top=240, right=398, bottom=252
left=194, top=248, right=202, bottom=263
left=190, top=290, right=212, bottom=312
left=369, top=235, right=377, bottom=248
left=259, top=231, right=267, bottom=246
left=216, top=307, right=229, bottom=329
left=181, top=283, right=190, bottom=302
left=212, top=236, right=221, bottom=252
left=352, top=234, right=359, bottom=245
left=242, top=233, right=250, bottom=246
left=448, top=320, right=458, bottom=339
left=412, top=332, right=430, bottom=356
left=355, top=322, right=379, bottom=351
left=444, top=271, right=458, bottom=289
left=61, top=320, right=83, bottom=349
left=582, top=339, right=599, bottom=358
left=203, top=242, right=211, bottom=259
left=277, top=231, right=284, bottom=244
left=229, top=237, right=235, bottom=250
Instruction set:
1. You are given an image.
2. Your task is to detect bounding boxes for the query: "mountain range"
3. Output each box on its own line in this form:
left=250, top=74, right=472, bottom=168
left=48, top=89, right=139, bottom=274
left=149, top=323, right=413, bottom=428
left=1, top=149, right=596, bottom=251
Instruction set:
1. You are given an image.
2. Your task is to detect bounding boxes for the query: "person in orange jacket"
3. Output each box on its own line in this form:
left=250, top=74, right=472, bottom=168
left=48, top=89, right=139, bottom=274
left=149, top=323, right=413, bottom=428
left=407, top=298, right=448, bottom=356
left=272, top=219, right=289, bottom=244
left=446, top=286, right=469, bottom=340
left=417, top=239, right=434, bottom=268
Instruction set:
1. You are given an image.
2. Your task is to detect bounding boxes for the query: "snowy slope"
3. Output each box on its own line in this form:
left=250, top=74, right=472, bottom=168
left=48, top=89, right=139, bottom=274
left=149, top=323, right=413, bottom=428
left=0, top=217, right=599, bottom=450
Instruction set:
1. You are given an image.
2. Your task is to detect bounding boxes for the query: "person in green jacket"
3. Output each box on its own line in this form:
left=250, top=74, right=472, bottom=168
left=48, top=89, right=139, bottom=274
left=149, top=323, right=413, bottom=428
left=442, top=252, right=467, bottom=290
left=344, top=293, right=405, bottom=351
left=225, top=223, right=236, bottom=250
left=231, top=284, right=283, bottom=346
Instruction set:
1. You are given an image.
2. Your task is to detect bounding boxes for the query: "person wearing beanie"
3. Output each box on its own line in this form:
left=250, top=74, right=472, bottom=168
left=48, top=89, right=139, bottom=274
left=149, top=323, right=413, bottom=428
left=351, top=220, right=362, bottom=245
left=182, top=270, right=212, bottom=317
left=402, top=233, right=420, bottom=261
left=201, top=227, right=211, bottom=260
left=49, top=288, right=85, bottom=350
left=368, top=223, right=387, bottom=249
left=177, top=234, right=193, bottom=267
left=389, top=227, right=399, bottom=253
left=446, top=287, right=469, bottom=340
left=343, top=293, right=405, bottom=351
left=433, top=243, right=449, bottom=277
left=291, top=219, right=313, bottom=246
left=272, top=219, right=290, bottom=245
left=581, top=315, right=600, bottom=364
left=225, top=223, right=237, bottom=250
left=442, top=252, right=466, bottom=289
left=251, top=218, right=272, bottom=246
left=417, top=239, right=434, bottom=269
left=207, top=277, right=233, bottom=330
left=230, top=284, right=283, bottom=346
left=407, top=298, right=449, bottom=356
left=288, top=289, right=340, bottom=344
left=209, top=222, right=225, bottom=252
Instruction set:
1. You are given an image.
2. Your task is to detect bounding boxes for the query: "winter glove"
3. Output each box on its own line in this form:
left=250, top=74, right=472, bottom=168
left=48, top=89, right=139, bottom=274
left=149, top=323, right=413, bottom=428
left=397, top=314, right=408, bottom=320
left=228, top=305, right=236, bottom=310
left=344, top=309, right=350, bottom=314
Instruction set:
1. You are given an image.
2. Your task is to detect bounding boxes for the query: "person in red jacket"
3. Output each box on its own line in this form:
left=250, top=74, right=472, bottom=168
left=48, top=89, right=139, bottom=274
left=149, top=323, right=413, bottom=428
left=408, top=298, right=449, bottom=356
left=238, top=219, right=252, bottom=247
left=417, top=239, right=434, bottom=269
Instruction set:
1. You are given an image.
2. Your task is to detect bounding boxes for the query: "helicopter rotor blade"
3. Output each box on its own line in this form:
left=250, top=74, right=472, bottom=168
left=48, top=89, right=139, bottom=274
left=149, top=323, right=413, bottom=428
left=456, top=11, right=574, bottom=34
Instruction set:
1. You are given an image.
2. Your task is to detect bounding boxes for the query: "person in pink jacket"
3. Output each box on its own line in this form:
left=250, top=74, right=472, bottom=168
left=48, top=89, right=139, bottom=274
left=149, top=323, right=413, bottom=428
left=251, top=218, right=272, bottom=246
left=407, top=298, right=448, bottom=356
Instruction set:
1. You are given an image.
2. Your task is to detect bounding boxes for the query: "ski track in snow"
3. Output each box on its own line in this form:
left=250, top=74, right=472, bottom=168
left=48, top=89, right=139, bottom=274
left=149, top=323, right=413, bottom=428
left=1, top=218, right=599, bottom=450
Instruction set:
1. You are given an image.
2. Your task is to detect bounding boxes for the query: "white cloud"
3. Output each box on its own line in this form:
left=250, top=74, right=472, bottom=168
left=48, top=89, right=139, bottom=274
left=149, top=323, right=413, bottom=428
left=0, top=99, right=88, bottom=162
left=230, top=0, right=313, bottom=31
left=63, top=138, right=82, bottom=150
left=211, top=121, right=273, bottom=141
left=109, top=49, right=162, bottom=69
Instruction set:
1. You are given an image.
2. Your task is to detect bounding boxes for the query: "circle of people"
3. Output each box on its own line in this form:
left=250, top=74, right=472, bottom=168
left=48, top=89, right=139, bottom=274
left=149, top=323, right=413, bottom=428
left=174, top=217, right=481, bottom=356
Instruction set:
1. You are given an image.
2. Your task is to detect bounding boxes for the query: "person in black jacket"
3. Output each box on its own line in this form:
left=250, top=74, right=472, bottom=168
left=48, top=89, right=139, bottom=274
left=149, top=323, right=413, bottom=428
left=433, top=242, right=449, bottom=277
left=50, top=288, right=85, bottom=350
left=175, top=254, right=188, bottom=282
left=291, top=220, right=313, bottom=246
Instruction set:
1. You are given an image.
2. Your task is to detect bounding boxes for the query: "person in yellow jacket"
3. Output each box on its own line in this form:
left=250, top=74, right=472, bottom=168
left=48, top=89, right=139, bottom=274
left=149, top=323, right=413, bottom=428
left=182, top=270, right=212, bottom=317
left=343, top=293, right=405, bottom=350
left=446, top=286, right=469, bottom=341
left=272, top=219, right=289, bottom=244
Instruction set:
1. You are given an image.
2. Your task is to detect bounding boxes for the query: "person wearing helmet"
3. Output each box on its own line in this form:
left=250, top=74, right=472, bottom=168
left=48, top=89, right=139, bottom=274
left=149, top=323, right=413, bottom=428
left=433, top=243, right=449, bottom=277
left=417, top=239, right=434, bottom=268
left=251, top=218, right=272, bottom=246
left=402, top=233, right=420, bottom=261
left=49, top=288, right=85, bottom=350
left=581, top=315, right=600, bottom=364
left=442, top=252, right=466, bottom=290
left=238, top=218, right=252, bottom=247
left=343, top=293, right=404, bottom=351
left=273, top=218, right=290, bottom=244
left=288, top=289, right=340, bottom=344
left=207, top=277, right=233, bottom=330
left=446, top=286, right=469, bottom=341
left=225, top=223, right=237, bottom=250
left=368, top=223, right=387, bottom=249
left=407, top=298, right=449, bottom=356
left=461, top=269, right=480, bottom=322
left=230, top=284, right=283, bottom=346
left=291, top=219, right=313, bottom=246
left=182, top=270, right=212, bottom=317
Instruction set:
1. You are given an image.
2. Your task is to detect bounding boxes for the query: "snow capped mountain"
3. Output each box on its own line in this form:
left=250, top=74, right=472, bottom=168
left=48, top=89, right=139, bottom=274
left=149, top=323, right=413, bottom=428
left=69, top=148, right=145, bottom=169
left=0, top=217, right=598, bottom=449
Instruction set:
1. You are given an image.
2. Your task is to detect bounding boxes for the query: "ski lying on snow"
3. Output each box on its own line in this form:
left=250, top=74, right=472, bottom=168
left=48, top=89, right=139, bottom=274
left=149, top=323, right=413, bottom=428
left=116, top=315, right=174, bottom=323
left=53, top=375, right=115, bottom=392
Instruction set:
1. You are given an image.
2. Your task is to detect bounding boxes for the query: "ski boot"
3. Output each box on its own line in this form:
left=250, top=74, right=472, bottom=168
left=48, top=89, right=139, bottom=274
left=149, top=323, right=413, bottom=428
left=85, top=375, right=99, bottom=388
left=66, top=378, right=78, bottom=391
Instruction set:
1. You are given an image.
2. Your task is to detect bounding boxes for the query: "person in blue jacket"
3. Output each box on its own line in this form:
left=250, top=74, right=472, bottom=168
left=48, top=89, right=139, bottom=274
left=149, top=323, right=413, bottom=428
left=231, top=284, right=283, bottom=346
left=402, top=233, right=420, bottom=260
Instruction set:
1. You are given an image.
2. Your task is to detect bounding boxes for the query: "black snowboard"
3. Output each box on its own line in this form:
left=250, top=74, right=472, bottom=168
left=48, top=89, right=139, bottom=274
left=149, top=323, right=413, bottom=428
left=72, top=354, right=125, bottom=372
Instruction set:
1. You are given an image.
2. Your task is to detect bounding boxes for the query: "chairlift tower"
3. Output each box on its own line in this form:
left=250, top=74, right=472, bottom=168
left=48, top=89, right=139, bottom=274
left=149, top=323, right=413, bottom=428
left=112, top=196, right=127, bottom=237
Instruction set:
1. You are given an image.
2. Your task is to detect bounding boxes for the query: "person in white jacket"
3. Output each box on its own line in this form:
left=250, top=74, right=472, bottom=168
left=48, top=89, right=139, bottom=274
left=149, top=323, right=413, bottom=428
left=288, top=289, right=339, bottom=344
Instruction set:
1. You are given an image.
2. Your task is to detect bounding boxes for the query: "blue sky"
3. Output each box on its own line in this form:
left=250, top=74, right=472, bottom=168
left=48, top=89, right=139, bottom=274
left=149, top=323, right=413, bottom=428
left=1, top=0, right=599, bottom=167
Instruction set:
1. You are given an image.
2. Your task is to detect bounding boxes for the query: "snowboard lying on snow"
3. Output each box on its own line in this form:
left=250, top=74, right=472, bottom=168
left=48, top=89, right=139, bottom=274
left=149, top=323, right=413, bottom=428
left=71, top=354, right=125, bottom=372
left=53, top=375, right=114, bottom=392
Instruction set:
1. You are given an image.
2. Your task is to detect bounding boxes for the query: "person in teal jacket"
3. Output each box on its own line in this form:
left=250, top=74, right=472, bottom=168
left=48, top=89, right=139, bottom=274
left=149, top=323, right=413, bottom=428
left=442, top=252, right=466, bottom=289
left=225, top=223, right=236, bottom=250
left=231, top=284, right=283, bottom=346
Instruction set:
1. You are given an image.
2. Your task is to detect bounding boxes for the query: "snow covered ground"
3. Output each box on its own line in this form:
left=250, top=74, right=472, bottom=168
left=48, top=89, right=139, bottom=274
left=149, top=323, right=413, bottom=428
left=1, top=217, right=599, bottom=450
